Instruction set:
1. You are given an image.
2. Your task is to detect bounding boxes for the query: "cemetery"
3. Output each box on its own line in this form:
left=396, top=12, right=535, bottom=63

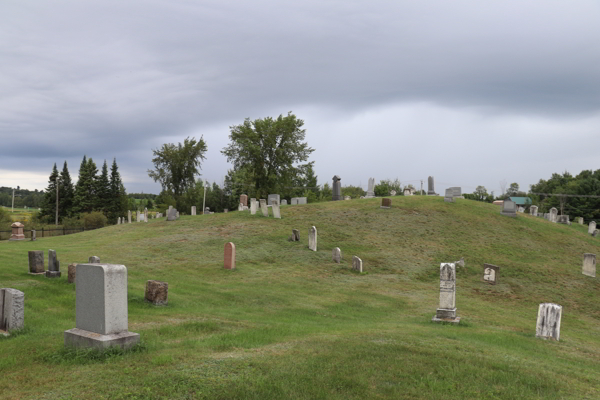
left=1, top=196, right=599, bottom=399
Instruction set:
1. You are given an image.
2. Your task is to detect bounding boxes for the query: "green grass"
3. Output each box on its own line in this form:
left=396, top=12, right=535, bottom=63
left=1, top=197, right=599, bottom=399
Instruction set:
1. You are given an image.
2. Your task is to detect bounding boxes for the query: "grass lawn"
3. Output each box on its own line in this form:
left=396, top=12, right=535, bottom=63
left=1, top=197, right=599, bottom=399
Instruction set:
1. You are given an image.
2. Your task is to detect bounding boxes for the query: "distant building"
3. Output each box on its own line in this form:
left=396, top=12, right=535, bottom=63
left=493, top=197, right=532, bottom=207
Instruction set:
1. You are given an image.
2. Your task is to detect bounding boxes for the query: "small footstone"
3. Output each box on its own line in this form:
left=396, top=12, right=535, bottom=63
left=333, top=248, right=342, bottom=263
left=224, top=242, right=236, bottom=270
left=89, top=256, right=100, bottom=263
left=145, top=280, right=168, bottom=305
left=536, top=303, right=562, bottom=341
left=483, top=263, right=499, bottom=284
left=68, top=264, right=77, bottom=283
left=352, top=256, right=363, bottom=272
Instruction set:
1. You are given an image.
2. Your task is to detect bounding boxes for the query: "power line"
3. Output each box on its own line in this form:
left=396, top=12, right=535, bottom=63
left=530, top=192, right=600, bottom=199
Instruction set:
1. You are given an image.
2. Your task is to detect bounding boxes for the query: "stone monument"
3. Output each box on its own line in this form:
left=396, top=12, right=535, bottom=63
left=557, top=215, right=570, bottom=225
left=530, top=205, right=538, bottom=216
left=250, top=199, right=258, bottom=215
left=308, top=226, right=317, bottom=251
left=46, top=249, right=61, bottom=278
left=381, top=198, right=391, bottom=209
left=64, top=264, right=140, bottom=349
left=281, top=199, right=288, bottom=205
left=444, top=189, right=454, bottom=203
left=128, top=210, right=131, bottom=224
left=500, top=200, right=517, bottom=217
left=432, top=263, right=460, bottom=324
left=289, top=229, right=300, bottom=242
left=483, top=263, right=499, bottom=284
left=588, top=221, right=596, bottom=235
left=535, top=303, right=562, bottom=341
left=167, top=208, right=177, bottom=221
left=28, top=251, right=45, bottom=274
left=68, top=264, right=77, bottom=283
left=352, top=256, right=363, bottom=272
left=0, top=288, right=24, bottom=334
left=260, top=199, right=269, bottom=217
left=89, top=256, right=100, bottom=263
left=549, top=208, right=558, bottom=223
left=240, top=194, right=248, bottom=207
left=332, top=175, right=342, bottom=201
left=427, top=176, right=436, bottom=195
left=389, top=190, right=396, bottom=196
left=224, top=242, right=236, bottom=270
left=267, top=194, right=280, bottom=206
left=332, top=248, right=341, bottom=263
left=145, top=280, right=168, bottom=305
left=9, top=222, right=25, bottom=241
left=31, top=230, right=36, bottom=241
left=365, top=178, right=375, bottom=198
left=191, top=206, right=196, bottom=216
left=272, top=200, right=281, bottom=219
left=582, top=253, right=596, bottom=277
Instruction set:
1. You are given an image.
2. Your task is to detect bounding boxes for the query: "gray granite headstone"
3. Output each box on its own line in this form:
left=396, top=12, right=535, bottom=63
left=332, top=175, right=342, bottom=201
left=46, top=249, right=61, bottom=278
left=536, top=303, right=562, bottom=341
left=427, top=176, right=436, bottom=195
left=167, top=208, right=177, bottom=221
left=365, top=178, right=375, bottom=198
left=583, top=253, right=596, bottom=277
left=501, top=200, right=517, bottom=217
left=267, top=194, right=280, bottom=206
left=0, top=288, right=25, bottom=334
left=28, top=251, right=44, bottom=274
left=444, top=189, right=454, bottom=203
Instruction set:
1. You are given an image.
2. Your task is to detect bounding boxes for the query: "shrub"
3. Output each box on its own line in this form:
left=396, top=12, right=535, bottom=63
left=62, top=215, right=84, bottom=228
left=83, top=212, right=107, bottom=229
left=0, top=207, right=12, bottom=229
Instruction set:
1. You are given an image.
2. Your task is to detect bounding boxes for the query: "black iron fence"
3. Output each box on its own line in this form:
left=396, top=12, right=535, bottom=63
left=0, top=227, right=98, bottom=241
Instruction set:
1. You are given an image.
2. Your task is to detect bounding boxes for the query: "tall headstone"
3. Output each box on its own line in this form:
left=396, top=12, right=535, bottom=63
left=483, top=263, right=499, bottom=284
left=9, top=222, right=25, bottom=241
left=46, top=249, right=61, bottom=278
left=145, top=281, right=168, bottom=305
left=144, top=208, right=148, bottom=223
left=332, top=175, right=342, bottom=201
left=530, top=205, right=538, bottom=216
left=191, top=206, right=196, bottom=216
left=268, top=194, right=280, bottom=206
left=432, top=263, right=460, bottom=323
left=535, top=303, right=562, bottom=341
left=427, top=176, right=436, bottom=195
left=332, top=248, right=341, bottom=263
left=250, top=199, right=258, bottom=215
left=68, top=264, right=77, bottom=283
left=240, top=194, right=248, bottom=207
left=117, top=217, right=121, bottom=225
left=444, top=189, right=454, bottom=203
left=64, top=264, right=140, bottom=349
left=549, top=208, right=558, bottom=223
left=224, top=242, right=236, bottom=270
left=308, top=226, right=317, bottom=251
left=31, top=230, right=36, bottom=241
left=260, top=199, right=269, bottom=217
left=272, top=200, right=281, bottom=219
left=28, top=251, right=45, bottom=274
left=582, top=253, right=596, bottom=277
left=128, top=210, right=131, bottom=224
left=588, top=221, right=596, bottom=234
left=352, top=256, right=363, bottom=272
left=365, top=178, right=375, bottom=198
left=500, top=200, right=517, bottom=217
left=0, top=288, right=25, bottom=334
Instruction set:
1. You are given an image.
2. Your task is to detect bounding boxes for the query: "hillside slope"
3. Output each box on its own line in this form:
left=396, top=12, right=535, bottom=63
left=1, top=197, right=599, bottom=399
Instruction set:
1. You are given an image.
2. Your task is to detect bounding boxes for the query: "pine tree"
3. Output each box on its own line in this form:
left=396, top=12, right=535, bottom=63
left=95, top=160, right=111, bottom=214
left=108, top=158, right=126, bottom=222
left=59, top=161, right=74, bottom=218
left=40, top=163, right=59, bottom=220
left=73, top=156, right=97, bottom=214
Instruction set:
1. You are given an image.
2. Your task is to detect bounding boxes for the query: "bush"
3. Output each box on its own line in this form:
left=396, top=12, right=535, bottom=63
left=62, top=215, right=84, bottom=228
left=0, top=207, right=12, bottom=229
left=83, top=212, right=107, bottom=229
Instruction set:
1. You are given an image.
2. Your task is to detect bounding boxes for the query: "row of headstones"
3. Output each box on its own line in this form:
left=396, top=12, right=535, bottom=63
left=239, top=194, right=306, bottom=209
left=332, top=176, right=439, bottom=201
left=248, top=198, right=281, bottom=218
left=530, top=206, right=600, bottom=235
left=443, top=187, right=463, bottom=203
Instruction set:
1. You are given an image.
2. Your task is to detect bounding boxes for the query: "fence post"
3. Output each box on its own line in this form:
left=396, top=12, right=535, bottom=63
left=42, top=227, right=44, bottom=237
left=63, top=226, right=65, bottom=236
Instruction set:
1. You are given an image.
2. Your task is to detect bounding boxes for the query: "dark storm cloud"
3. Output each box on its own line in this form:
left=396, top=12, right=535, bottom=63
left=1, top=1, right=600, bottom=192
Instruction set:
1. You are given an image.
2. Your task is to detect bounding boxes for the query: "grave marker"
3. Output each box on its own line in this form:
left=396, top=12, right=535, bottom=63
left=0, top=288, right=25, bottom=334
left=427, top=176, right=436, bottom=195
left=145, top=280, right=168, bottom=305
left=483, top=263, right=499, bottom=284
left=588, top=221, right=596, bottom=234
left=535, top=303, right=562, bottom=341
left=500, top=200, right=517, bottom=217
left=28, top=251, right=45, bottom=274
left=46, top=249, right=61, bottom=278
left=308, top=226, right=317, bottom=251
left=224, top=242, right=236, bottom=270
left=332, top=175, right=342, bottom=201
left=9, top=222, right=25, bottom=241
left=260, top=199, right=269, bottom=217
left=352, top=256, right=363, bottom=272
left=332, top=248, right=341, bottom=263
left=381, top=198, right=391, bottom=208
left=432, top=263, right=460, bottom=324
left=272, top=200, right=281, bottom=219
left=583, top=253, right=596, bottom=277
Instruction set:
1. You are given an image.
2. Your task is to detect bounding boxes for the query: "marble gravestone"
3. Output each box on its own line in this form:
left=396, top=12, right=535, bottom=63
left=432, top=263, right=460, bottom=324
left=352, top=256, right=363, bottom=272
left=444, top=189, right=454, bottom=203
left=549, top=208, right=558, bottom=223
left=191, top=206, right=196, bottom=216
left=332, top=248, right=341, bottom=263
left=290, top=229, right=300, bottom=242
left=403, top=188, right=412, bottom=196
left=271, top=200, right=281, bottom=219
left=28, top=251, right=45, bottom=274
left=427, top=176, right=436, bottom=195
left=332, top=175, right=342, bottom=201
left=128, top=210, right=132, bottom=224
left=144, top=208, right=148, bottom=222
left=308, top=226, right=317, bottom=251
left=530, top=205, right=538, bottom=216
left=250, top=199, right=258, bottom=215
left=578, top=217, right=584, bottom=225
left=588, top=221, right=596, bottom=235
left=64, top=264, right=140, bottom=349
left=483, top=263, right=499, bottom=284
left=582, top=253, right=596, bottom=277
left=0, top=288, right=25, bottom=334
left=46, top=249, right=61, bottom=278
left=260, top=199, right=269, bottom=217
left=500, top=200, right=517, bottom=217
left=535, top=303, right=562, bottom=341
left=557, top=215, right=570, bottom=225
left=281, top=199, right=288, bottom=205
left=268, top=194, right=280, bottom=206
left=167, top=208, right=177, bottom=221
left=224, top=242, right=236, bottom=270
left=365, top=178, right=375, bottom=198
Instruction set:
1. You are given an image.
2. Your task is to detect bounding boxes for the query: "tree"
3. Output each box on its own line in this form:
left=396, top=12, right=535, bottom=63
left=375, top=179, right=402, bottom=197
left=40, top=163, right=59, bottom=221
left=221, top=112, right=315, bottom=199
left=95, top=160, right=111, bottom=213
left=58, top=161, right=74, bottom=218
left=73, top=156, right=98, bottom=214
left=108, top=159, right=127, bottom=222
left=147, top=137, right=207, bottom=206
left=507, top=183, right=520, bottom=197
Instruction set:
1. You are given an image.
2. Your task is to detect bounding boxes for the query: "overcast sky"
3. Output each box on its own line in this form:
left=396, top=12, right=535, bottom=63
left=1, top=0, right=600, bottom=195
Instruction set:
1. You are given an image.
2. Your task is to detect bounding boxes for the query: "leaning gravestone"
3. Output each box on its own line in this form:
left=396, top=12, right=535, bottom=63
left=381, top=198, right=391, bottom=208
left=501, top=200, right=517, bottom=217
left=260, top=199, right=269, bottom=217
left=271, top=200, right=281, bottom=219
left=268, top=194, right=280, bottom=206
left=290, top=229, right=300, bottom=242
left=224, top=242, right=236, bottom=270
left=64, top=264, right=140, bottom=349
left=332, top=175, right=342, bottom=201
left=427, top=176, right=436, bottom=195
left=536, top=303, right=562, bottom=341
left=332, top=248, right=341, bottom=263
left=365, top=178, right=375, bottom=198
left=444, top=189, right=454, bottom=203
left=145, top=280, right=168, bottom=305
left=46, top=249, right=61, bottom=278
left=483, top=263, right=499, bottom=284
left=582, top=253, right=596, bottom=277
left=308, top=226, right=317, bottom=251
left=28, top=251, right=45, bottom=274
left=352, top=256, right=363, bottom=272
left=588, top=221, right=596, bottom=235
left=530, top=205, right=538, bottom=216
left=0, top=288, right=25, bottom=334
left=432, top=263, right=460, bottom=324
left=594, top=229, right=600, bottom=238
left=250, top=199, right=258, bottom=215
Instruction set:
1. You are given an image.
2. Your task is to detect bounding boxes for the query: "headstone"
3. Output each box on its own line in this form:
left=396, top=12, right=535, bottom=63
left=483, top=263, right=499, bottom=284
left=588, top=221, right=596, bottom=234
left=46, top=249, right=61, bottom=278
left=381, top=198, right=391, bottom=209
left=518, top=206, right=525, bottom=213
left=389, top=190, right=396, bottom=196
left=169, top=205, right=173, bottom=211
left=332, top=248, right=341, bottom=263
left=427, top=176, right=436, bottom=195
left=500, top=200, right=517, bottom=217
left=9, top=222, right=25, bottom=241
left=308, top=226, right=317, bottom=251
left=68, top=263, right=77, bottom=283
left=224, top=209, right=228, bottom=213
left=535, top=303, right=562, bottom=341
left=250, top=199, right=258, bottom=215
left=582, top=253, right=596, bottom=277
left=455, top=257, right=465, bottom=268
left=145, top=280, right=168, bottom=305
left=578, top=217, right=584, bottom=225
left=403, top=188, right=412, bottom=196
left=290, top=229, right=300, bottom=242
left=128, top=210, right=132, bottom=224
left=432, top=263, right=460, bottom=324
left=344, top=196, right=351, bottom=200
left=167, top=208, right=177, bottom=221
left=191, top=206, right=196, bottom=216
left=89, top=256, right=100, bottom=263
left=593, top=229, right=599, bottom=238
left=64, top=264, right=140, bottom=349
left=530, top=205, right=538, bottom=216
left=0, top=288, right=25, bottom=334
left=450, top=187, right=462, bottom=197
left=444, top=189, right=454, bottom=203
left=281, top=199, right=287, bottom=205
left=117, top=217, right=121, bottom=225
left=260, top=199, right=269, bottom=217
left=144, top=208, right=148, bottom=223
left=365, top=178, right=375, bottom=198
left=298, top=197, right=307, bottom=205
left=224, top=242, right=236, bottom=270
left=272, top=200, right=281, bottom=219
left=136, top=212, right=142, bottom=223
left=240, top=194, right=248, bottom=207
left=557, top=215, right=570, bottom=225
left=549, top=208, right=558, bottom=223
left=238, top=203, right=243, bottom=211
left=332, top=175, right=342, bottom=201
left=268, top=194, right=280, bottom=206
left=352, top=256, right=363, bottom=272
left=28, top=251, right=44, bottom=274
left=176, top=211, right=180, bottom=219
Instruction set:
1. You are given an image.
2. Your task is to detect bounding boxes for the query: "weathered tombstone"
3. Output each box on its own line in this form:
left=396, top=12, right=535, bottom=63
left=483, top=263, right=499, bottom=284
left=250, top=199, right=258, bottom=215
left=169, top=205, right=173, bottom=211
left=224, top=242, right=236, bottom=270
left=89, top=256, right=100, bottom=263
left=518, top=206, right=525, bottom=213
left=28, top=251, right=45, bottom=274
left=167, top=208, right=177, bottom=221
left=144, top=208, right=148, bottom=223
left=593, top=229, right=599, bottom=238
left=290, top=229, right=300, bottom=242
left=308, top=226, right=317, bottom=251
left=238, top=203, right=243, bottom=211
left=128, top=210, right=132, bottom=224
left=451, top=187, right=462, bottom=198
left=578, top=217, right=584, bottom=225
left=332, top=248, right=342, bottom=263
left=176, top=211, right=180, bottom=219
left=224, top=209, right=228, bottom=213
left=588, top=221, right=596, bottom=234
left=389, top=190, right=396, bottom=196
left=432, top=263, right=460, bottom=324
left=535, top=303, right=562, bottom=341
left=365, top=178, right=375, bottom=198
left=344, top=195, right=351, bottom=200
left=500, top=200, right=517, bottom=217
left=293, top=197, right=308, bottom=205
left=239, top=194, right=248, bottom=207
left=582, top=253, right=596, bottom=277
left=46, top=249, right=61, bottom=278
left=427, top=176, right=436, bottom=195
left=191, top=206, right=196, bottom=216
left=352, top=256, right=363, bottom=272
left=9, top=222, right=25, bottom=241
left=267, top=194, right=280, bottom=206
left=272, top=200, right=281, bottom=219
left=260, top=199, right=269, bottom=217
left=145, top=280, right=168, bottom=305
left=549, top=208, right=558, bottom=223
left=67, top=263, right=77, bottom=283
left=281, top=199, right=288, bottom=205
left=381, top=198, right=391, bottom=209
left=0, top=288, right=25, bottom=334
left=117, top=217, right=121, bottom=225
left=332, top=175, right=342, bottom=201
left=64, top=264, right=140, bottom=349
left=403, top=188, right=412, bottom=196
left=530, top=205, right=538, bottom=216
left=455, top=257, right=465, bottom=268
left=31, top=229, right=36, bottom=241
left=291, top=197, right=299, bottom=205
left=444, top=189, right=454, bottom=203
left=557, top=215, right=570, bottom=225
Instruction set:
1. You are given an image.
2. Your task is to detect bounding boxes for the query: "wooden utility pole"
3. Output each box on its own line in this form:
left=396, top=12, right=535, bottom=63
left=55, top=177, right=59, bottom=226
left=11, top=188, right=15, bottom=212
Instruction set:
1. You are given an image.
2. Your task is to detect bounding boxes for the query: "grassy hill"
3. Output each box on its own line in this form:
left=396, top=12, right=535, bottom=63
left=1, top=197, right=599, bottom=399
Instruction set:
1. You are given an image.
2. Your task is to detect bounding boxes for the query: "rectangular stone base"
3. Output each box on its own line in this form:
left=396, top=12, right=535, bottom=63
left=64, top=328, right=140, bottom=350
left=436, top=308, right=456, bottom=319
left=432, top=316, right=461, bottom=324
left=380, top=206, right=390, bottom=209
left=500, top=212, right=517, bottom=218
left=28, top=272, right=45, bottom=275
left=8, top=236, right=25, bottom=241
left=45, top=271, right=61, bottom=278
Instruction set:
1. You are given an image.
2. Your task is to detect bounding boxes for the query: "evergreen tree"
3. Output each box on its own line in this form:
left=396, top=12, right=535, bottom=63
left=73, top=156, right=97, bottom=214
left=58, top=161, right=74, bottom=218
left=108, top=158, right=126, bottom=222
left=95, top=160, right=111, bottom=213
left=40, top=163, right=59, bottom=221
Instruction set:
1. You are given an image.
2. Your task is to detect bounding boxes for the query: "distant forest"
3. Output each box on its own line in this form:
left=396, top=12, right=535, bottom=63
left=0, top=186, right=44, bottom=208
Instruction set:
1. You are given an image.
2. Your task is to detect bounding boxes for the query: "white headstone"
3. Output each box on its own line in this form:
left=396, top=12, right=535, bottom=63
left=365, top=178, right=375, bottom=198
left=583, top=253, right=596, bottom=277
left=308, top=226, right=317, bottom=251
left=128, top=210, right=131, bottom=224
left=260, top=199, right=269, bottom=217
left=352, top=256, right=363, bottom=272
left=536, top=303, right=562, bottom=341
left=250, top=199, right=258, bottom=215
left=191, top=206, right=196, bottom=216
left=268, top=194, right=280, bottom=206
left=271, top=200, right=281, bottom=219
left=433, top=263, right=459, bottom=323
left=332, top=248, right=341, bottom=263
left=588, top=221, right=596, bottom=234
